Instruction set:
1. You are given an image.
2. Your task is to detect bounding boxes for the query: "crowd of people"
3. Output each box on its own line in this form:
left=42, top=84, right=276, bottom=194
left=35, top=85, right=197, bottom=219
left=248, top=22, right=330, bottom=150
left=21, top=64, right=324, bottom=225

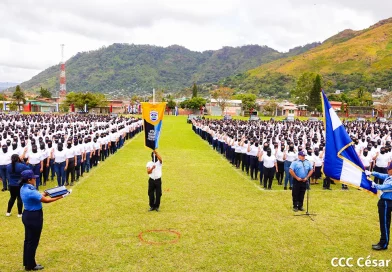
left=0, top=113, right=143, bottom=217
left=191, top=118, right=392, bottom=190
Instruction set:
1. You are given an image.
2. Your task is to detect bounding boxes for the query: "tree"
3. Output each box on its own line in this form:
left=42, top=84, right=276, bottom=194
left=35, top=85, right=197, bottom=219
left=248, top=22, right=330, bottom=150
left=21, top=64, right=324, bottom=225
left=60, top=103, right=69, bottom=113
left=233, top=93, right=257, bottom=111
left=210, top=87, right=234, bottom=116
left=290, top=72, right=317, bottom=105
left=8, top=102, right=18, bottom=111
left=263, top=100, right=278, bottom=116
left=12, top=85, right=25, bottom=111
left=308, top=74, right=322, bottom=112
left=155, top=89, right=165, bottom=102
left=0, top=94, right=7, bottom=101
left=39, top=87, right=52, bottom=98
left=357, top=86, right=365, bottom=99
left=179, top=97, right=206, bottom=110
left=376, top=92, right=392, bottom=115
left=64, top=92, right=108, bottom=110
left=167, top=99, right=176, bottom=109
left=192, top=83, right=198, bottom=98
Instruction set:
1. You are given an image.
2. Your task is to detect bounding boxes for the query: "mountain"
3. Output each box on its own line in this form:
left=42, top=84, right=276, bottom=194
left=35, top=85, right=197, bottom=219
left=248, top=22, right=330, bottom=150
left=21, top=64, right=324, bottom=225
left=0, top=82, right=19, bottom=91
left=19, top=43, right=318, bottom=97
left=223, top=18, right=392, bottom=98
left=249, top=18, right=392, bottom=77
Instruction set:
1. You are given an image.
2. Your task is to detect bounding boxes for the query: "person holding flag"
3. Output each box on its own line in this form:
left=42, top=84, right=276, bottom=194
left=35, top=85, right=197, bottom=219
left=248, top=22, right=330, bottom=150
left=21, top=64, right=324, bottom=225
left=146, top=150, right=163, bottom=212
left=141, top=99, right=166, bottom=212
left=365, top=166, right=392, bottom=250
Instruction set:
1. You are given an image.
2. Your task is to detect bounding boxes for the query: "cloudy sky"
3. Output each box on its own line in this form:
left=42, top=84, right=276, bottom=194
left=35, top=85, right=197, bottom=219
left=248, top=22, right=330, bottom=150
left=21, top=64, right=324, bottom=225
left=0, top=0, right=390, bottom=84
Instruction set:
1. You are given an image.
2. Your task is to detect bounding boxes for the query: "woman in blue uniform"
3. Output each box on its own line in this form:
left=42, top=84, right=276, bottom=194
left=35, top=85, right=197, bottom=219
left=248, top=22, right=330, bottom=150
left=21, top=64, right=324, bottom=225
left=6, top=154, right=29, bottom=217
left=20, top=170, right=70, bottom=271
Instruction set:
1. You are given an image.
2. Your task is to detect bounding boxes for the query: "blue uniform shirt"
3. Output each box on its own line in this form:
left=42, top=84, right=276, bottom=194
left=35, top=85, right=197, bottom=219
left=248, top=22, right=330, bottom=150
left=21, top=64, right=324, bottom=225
left=371, top=172, right=392, bottom=200
left=6, top=163, right=30, bottom=187
left=290, top=159, right=313, bottom=179
left=20, top=184, right=43, bottom=211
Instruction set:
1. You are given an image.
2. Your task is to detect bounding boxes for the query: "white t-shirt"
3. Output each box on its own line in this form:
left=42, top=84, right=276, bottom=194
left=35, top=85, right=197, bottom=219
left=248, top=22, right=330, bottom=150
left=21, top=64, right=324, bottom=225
left=28, top=151, right=42, bottom=165
left=376, top=153, right=389, bottom=168
left=146, top=160, right=162, bottom=180
left=286, top=151, right=297, bottom=162
left=0, top=150, right=11, bottom=165
left=360, top=154, right=373, bottom=168
left=53, top=149, right=67, bottom=163
left=65, top=147, right=75, bottom=159
left=263, top=154, right=276, bottom=168
left=275, top=150, right=284, bottom=162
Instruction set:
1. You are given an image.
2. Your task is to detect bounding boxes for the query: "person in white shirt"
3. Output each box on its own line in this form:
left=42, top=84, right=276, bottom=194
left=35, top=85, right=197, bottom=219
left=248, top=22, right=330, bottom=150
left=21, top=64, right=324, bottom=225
left=83, top=138, right=93, bottom=173
left=74, top=139, right=83, bottom=181
left=261, top=147, right=277, bottom=190
left=92, top=137, right=101, bottom=167
left=52, top=143, right=68, bottom=187
left=0, top=144, right=11, bottom=191
left=146, top=150, right=163, bottom=212
left=110, top=131, right=118, bottom=154
left=284, top=143, right=297, bottom=190
left=373, top=146, right=390, bottom=184
left=360, top=148, right=373, bottom=171
left=38, top=142, right=50, bottom=186
left=275, top=144, right=285, bottom=185
left=65, top=140, right=76, bottom=186
left=234, top=139, right=242, bottom=168
left=240, top=140, right=249, bottom=173
left=26, top=144, right=43, bottom=190
left=248, top=141, right=259, bottom=180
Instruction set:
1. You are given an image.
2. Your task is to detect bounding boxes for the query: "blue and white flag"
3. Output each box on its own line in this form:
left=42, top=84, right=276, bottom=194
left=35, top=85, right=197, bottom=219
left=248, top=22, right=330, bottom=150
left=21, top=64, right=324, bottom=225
left=321, top=90, right=376, bottom=194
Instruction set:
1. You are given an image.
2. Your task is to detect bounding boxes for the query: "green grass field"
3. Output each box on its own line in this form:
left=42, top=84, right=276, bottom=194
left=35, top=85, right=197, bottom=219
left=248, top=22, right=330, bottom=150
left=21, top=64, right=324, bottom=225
left=0, top=116, right=388, bottom=271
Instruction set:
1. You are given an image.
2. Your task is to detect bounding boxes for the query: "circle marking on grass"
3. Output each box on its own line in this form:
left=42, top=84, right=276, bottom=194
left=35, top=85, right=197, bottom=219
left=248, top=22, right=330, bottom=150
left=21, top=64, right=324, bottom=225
left=138, top=229, right=181, bottom=245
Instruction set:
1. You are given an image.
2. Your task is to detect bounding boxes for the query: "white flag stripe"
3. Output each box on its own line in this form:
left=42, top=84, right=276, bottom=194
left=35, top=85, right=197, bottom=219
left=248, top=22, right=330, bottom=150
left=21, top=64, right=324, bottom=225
left=329, top=107, right=342, bottom=131
left=340, top=160, right=362, bottom=187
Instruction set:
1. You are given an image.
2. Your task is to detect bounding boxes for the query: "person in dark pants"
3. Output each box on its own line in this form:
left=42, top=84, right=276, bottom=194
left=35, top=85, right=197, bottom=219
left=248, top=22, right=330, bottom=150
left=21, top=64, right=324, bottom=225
left=366, top=166, right=392, bottom=250
left=261, top=148, right=277, bottom=190
left=20, top=170, right=70, bottom=271
left=146, top=150, right=163, bottom=212
left=6, top=154, right=29, bottom=217
left=0, top=144, right=11, bottom=191
left=289, top=151, right=313, bottom=212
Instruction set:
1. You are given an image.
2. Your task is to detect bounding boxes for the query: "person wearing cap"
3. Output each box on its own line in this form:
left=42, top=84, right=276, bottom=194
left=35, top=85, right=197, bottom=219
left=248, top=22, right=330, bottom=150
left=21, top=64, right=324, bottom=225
left=19, top=169, right=70, bottom=271
left=5, top=154, right=29, bottom=217
left=365, top=164, right=392, bottom=250
left=146, top=150, right=163, bottom=212
left=289, top=151, right=313, bottom=212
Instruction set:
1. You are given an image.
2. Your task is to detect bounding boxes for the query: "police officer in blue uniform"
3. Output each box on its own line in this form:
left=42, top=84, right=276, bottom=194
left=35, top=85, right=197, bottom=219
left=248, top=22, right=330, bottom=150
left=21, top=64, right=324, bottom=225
left=289, top=151, right=313, bottom=212
left=366, top=165, right=392, bottom=250
left=20, top=170, right=71, bottom=271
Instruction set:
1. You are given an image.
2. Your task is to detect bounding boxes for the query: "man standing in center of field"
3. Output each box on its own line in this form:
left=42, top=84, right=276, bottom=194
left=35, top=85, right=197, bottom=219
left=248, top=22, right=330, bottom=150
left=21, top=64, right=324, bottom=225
left=146, top=150, right=163, bottom=212
left=289, top=151, right=313, bottom=212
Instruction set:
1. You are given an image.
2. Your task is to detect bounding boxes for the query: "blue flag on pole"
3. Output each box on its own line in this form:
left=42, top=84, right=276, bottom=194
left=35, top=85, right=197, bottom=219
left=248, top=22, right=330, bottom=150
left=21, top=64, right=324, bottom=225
left=321, top=90, right=376, bottom=194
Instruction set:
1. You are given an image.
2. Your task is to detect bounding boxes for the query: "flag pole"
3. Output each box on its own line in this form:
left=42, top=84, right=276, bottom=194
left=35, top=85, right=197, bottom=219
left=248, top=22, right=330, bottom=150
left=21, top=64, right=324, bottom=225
left=153, top=88, right=155, bottom=104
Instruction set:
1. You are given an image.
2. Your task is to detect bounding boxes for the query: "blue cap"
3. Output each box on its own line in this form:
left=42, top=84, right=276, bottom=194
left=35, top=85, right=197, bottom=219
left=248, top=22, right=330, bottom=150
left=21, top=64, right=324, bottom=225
left=298, top=151, right=306, bottom=156
left=21, top=170, right=39, bottom=180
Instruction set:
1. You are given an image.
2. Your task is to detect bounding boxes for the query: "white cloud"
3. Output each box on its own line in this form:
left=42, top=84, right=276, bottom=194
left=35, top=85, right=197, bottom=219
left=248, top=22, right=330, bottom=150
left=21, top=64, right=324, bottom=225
left=0, top=0, right=390, bottom=82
